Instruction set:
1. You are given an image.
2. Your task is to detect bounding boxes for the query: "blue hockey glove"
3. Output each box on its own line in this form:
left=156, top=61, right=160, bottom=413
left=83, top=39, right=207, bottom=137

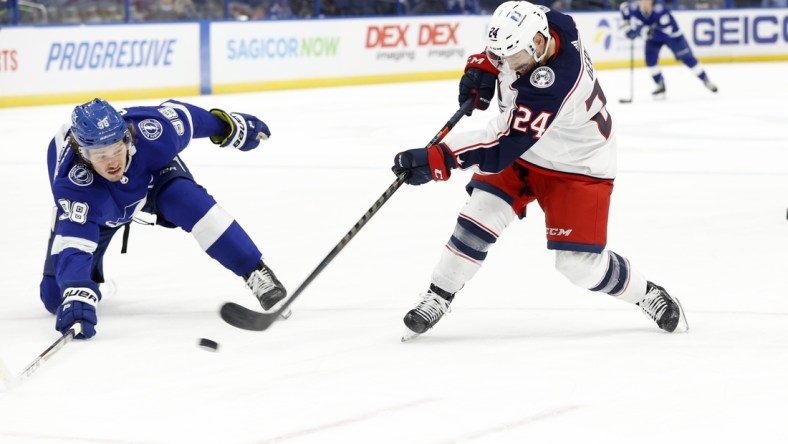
left=209, top=109, right=271, bottom=151
left=625, top=28, right=639, bottom=40
left=459, top=53, right=499, bottom=116
left=56, top=281, right=100, bottom=339
left=392, top=143, right=456, bottom=186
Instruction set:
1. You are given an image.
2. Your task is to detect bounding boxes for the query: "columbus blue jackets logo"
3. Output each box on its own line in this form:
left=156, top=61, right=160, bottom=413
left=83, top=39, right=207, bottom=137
left=138, top=119, right=164, bottom=141
left=68, top=164, right=93, bottom=186
left=530, top=66, right=555, bottom=88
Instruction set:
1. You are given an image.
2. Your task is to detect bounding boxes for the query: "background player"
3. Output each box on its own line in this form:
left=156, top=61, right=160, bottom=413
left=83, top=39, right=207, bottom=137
left=392, top=1, right=688, bottom=340
left=41, top=98, right=288, bottom=339
left=620, top=0, right=718, bottom=97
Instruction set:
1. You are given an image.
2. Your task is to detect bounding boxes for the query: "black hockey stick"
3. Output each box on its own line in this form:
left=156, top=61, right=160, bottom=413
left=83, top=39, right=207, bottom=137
left=220, top=99, right=476, bottom=331
left=620, top=20, right=635, bottom=104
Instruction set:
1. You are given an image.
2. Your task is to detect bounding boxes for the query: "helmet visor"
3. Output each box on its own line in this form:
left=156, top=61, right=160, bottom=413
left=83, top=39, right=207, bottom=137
left=485, top=48, right=506, bottom=71
left=486, top=47, right=535, bottom=74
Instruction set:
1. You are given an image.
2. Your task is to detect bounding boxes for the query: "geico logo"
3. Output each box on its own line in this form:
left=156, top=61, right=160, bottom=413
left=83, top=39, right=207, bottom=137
left=546, top=227, right=573, bottom=236
left=367, top=23, right=459, bottom=48
left=693, top=15, right=788, bottom=46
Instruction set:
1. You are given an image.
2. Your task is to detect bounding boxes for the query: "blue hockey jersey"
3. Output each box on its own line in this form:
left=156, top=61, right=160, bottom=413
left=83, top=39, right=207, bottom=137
left=620, top=0, right=682, bottom=43
left=45, top=100, right=228, bottom=291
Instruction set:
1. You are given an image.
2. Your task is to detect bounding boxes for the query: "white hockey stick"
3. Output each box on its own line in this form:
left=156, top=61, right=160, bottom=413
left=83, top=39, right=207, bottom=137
left=1, top=322, right=82, bottom=389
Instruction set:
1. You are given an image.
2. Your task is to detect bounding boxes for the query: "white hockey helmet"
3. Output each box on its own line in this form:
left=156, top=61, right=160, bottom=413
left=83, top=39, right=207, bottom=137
left=485, top=1, right=551, bottom=68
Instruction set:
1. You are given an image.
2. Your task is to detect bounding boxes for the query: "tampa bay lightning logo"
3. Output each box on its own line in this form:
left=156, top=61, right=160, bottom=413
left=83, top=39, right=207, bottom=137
left=595, top=19, right=613, bottom=51
left=68, top=164, right=94, bottom=186
left=530, top=66, right=555, bottom=88
left=138, top=119, right=163, bottom=141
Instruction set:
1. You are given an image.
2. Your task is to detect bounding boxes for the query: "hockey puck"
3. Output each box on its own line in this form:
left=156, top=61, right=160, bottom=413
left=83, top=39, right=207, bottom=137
left=198, top=338, right=219, bottom=352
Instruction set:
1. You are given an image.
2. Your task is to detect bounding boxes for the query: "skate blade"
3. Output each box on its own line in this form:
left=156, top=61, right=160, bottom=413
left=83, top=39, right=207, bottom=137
left=279, top=308, right=292, bottom=320
left=401, top=329, right=421, bottom=342
left=674, top=297, right=690, bottom=333
left=652, top=92, right=666, bottom=100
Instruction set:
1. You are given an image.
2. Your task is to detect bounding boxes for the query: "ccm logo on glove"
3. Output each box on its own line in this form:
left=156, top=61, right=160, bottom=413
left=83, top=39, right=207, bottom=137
left=459, top=52, right=499, bottom=115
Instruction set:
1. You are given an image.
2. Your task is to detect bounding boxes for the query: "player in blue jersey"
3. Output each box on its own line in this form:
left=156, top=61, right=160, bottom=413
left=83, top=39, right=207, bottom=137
left=620, top=0, right=717, bottom=97
left=392, top=1, right=688, bottom=340
left=40, top=98, right=288, bottom=339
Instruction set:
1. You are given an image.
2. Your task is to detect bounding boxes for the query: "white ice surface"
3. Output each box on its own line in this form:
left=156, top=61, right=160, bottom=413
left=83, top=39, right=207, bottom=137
left=0, top=61, right=787, bottom=443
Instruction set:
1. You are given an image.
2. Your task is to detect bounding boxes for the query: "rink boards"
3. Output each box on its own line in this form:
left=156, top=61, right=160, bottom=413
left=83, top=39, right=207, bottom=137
left=1, top=8, right=786, bottom=107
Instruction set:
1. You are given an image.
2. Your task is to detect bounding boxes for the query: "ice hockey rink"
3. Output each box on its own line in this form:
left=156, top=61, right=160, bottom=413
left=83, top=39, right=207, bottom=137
left=0, top=60, right=786, bottom=443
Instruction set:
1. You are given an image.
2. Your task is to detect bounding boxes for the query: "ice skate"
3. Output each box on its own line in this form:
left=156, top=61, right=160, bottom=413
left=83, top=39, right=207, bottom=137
left=637, top=282, right=688, bottom=333
left=651, top=81, right=666, bottom=99
left=244, top=260, right=288, bottom=312
left=402, top=284, right=454, bottom=342
left=703, top=79, right=718, bottom=93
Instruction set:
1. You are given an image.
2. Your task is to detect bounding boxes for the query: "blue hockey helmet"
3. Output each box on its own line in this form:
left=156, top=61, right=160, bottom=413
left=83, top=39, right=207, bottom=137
left=70, top=98, right=130, bottom=152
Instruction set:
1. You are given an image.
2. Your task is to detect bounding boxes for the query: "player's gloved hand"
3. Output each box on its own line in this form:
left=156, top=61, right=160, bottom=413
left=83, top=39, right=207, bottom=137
left=209, top=109, right=271, bottom=151
left=392, top=143, right=456, bottom=186
left=459, top=53, right=499, bottom=116
left=625, top=28, right=639, bottom=39
left=56, top=281, right=100, bottom=339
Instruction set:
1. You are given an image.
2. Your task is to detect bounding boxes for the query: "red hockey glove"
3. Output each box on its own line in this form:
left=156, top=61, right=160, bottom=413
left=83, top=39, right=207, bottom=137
left=459, top=52, right=499, bottom=115
left=392, top=143, right=457, bottom=186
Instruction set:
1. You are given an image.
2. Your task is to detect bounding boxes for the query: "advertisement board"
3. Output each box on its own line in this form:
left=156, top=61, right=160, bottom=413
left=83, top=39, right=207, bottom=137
left=575, top=8, right=788, bottom=68
left=1, top=9, right=786, bottom=107
left=0, top=23, right=200, bottom=107
left=210, top=17, right=489, bottom=92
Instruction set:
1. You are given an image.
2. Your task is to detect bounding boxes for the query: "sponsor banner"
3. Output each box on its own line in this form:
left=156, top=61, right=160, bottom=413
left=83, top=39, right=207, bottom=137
left=576, top=8, right=788, bottom=64
left=211, top=17, right=489, bottom=84
left=0, top=23, right=200, bottom=99
left=214, top=10, right=787, bottom=89
left=2, top=10, right=786, bottom=107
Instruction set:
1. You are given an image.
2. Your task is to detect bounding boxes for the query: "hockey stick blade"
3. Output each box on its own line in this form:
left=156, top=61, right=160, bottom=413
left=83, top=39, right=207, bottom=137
left=221, top=100, right=476, bottom=332
left=221, top=302, right=279, bottom=331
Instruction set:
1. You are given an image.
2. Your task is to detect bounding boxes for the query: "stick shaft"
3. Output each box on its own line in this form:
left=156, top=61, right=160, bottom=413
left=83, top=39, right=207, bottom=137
left=277, top=99, right=474, bottom=315
left=18, top=323, right=81, bottom=381
left=220, top=99, right=476, bottom=331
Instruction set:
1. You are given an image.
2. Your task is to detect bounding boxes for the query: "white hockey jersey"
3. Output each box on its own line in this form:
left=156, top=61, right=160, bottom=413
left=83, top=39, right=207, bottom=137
left=444, top=8, right=617, bottom=180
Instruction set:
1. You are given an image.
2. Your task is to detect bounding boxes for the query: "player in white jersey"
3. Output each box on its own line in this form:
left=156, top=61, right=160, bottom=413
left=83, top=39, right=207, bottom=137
left=392, top=1, right=688, bottom=340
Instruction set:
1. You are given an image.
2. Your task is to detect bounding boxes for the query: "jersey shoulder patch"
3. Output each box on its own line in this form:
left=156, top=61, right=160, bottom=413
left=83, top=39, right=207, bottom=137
left=530, top=66, right=556, bottom=88
left=138, top=118, right=164, bottom=141
left=68, top=164, right=94, bottom=187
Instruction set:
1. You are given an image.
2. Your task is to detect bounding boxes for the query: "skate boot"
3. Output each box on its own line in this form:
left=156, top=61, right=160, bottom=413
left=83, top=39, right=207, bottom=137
left=244, top=260, right=287, bottom=312
left=402, top=284, right=454, bottom=341
left=652, top=81, right=666, bottom=98
left=637, top=281, right=689, bottom=333
left=703, top=79, right=718, bottom=93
